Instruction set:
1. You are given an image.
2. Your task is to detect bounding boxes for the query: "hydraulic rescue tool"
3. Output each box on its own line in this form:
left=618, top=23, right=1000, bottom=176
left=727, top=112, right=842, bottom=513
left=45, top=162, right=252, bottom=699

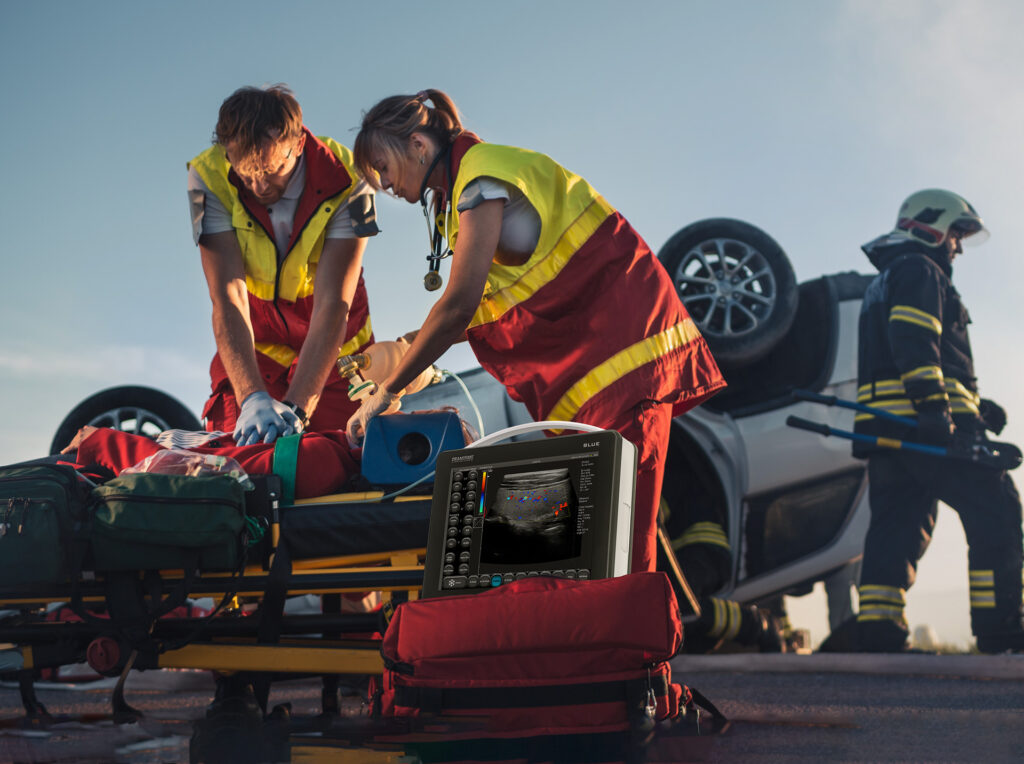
left=786, top=389, right=1022, bottom=471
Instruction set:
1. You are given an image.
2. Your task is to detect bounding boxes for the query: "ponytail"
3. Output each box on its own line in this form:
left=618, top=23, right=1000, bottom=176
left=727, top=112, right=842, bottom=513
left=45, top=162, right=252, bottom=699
left=354, top=89, right=465, bottom=190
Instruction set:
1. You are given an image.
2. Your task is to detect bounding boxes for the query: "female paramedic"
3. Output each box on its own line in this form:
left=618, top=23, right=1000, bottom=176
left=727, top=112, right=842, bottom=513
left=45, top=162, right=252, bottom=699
left=348, top=89, right=725, bottom=573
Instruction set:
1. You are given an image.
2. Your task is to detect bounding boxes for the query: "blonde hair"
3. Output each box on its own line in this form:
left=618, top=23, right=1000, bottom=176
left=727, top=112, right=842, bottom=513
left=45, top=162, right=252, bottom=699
left=354, top=89, right=464, bottom=191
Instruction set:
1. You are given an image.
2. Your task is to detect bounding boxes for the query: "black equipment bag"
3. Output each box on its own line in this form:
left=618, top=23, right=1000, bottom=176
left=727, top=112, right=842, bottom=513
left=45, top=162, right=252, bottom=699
left=0, top=463, right=90, bottom=587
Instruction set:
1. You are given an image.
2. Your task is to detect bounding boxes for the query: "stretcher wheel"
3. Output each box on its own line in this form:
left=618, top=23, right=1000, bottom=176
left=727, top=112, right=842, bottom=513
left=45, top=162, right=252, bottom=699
left=86, top=636, right=123, bottom=676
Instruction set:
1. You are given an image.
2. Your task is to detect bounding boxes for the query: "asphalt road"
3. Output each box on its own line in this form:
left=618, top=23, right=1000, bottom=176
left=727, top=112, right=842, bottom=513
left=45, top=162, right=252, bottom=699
left=1, top=654, right=1023, bottom=763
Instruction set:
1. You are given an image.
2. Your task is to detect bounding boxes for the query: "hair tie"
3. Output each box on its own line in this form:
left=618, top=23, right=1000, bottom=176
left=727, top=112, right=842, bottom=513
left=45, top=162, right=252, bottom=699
left=415, top=90, right=430, bottom=104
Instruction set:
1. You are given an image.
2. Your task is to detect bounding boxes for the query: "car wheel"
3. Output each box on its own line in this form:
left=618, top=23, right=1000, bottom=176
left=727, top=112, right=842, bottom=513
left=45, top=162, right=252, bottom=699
left=658, top=218, right=798, bottom=367
left=49, top=386, right=202, bottom=455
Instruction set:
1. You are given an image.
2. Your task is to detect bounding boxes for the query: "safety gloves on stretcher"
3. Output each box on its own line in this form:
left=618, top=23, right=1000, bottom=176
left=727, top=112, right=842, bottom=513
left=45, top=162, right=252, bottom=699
left=233, top=391, right=305, bottom=447
left=346, top=384, right=402, bottom=447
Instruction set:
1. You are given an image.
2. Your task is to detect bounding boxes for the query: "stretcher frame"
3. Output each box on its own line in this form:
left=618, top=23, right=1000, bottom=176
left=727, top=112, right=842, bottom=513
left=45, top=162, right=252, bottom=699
left=0, top=479, right=434, bottom=722
left=0, top=472, right=700, bottom=733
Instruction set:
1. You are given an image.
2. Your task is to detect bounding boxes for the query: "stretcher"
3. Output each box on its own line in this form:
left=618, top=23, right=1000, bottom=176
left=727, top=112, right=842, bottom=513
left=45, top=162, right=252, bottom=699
left=0, top=425, right=703, bottom=764
left=0, top=464, right=434, bottom=723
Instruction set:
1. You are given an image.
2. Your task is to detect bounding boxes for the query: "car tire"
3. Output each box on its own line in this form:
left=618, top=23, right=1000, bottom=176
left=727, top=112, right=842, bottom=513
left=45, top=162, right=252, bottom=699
left=658, top=218, right=798, bottom=367
left=50, top=386, right=202, bottom=455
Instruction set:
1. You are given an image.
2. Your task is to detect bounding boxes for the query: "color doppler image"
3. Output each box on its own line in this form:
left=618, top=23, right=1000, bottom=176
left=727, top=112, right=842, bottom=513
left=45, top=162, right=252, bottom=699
left=480, top=468, right=581, bottom=564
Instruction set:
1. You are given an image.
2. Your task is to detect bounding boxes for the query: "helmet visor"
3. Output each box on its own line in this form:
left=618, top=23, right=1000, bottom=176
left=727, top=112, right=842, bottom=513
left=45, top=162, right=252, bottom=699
left=953, top=218, right=989, bottom=247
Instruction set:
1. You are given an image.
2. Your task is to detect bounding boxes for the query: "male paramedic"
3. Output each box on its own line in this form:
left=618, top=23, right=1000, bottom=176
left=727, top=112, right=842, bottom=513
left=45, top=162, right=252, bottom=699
left=826, top=189, right=1024, bottom=653
left=187, top=85, right=378, bottom=446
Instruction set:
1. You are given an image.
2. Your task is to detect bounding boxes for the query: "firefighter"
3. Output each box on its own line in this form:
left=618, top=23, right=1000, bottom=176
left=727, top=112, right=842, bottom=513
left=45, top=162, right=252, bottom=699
left=347, top=89, right=726, bottom=573
left=659, top=455, right=782, bottom=652
left=187, top=85, right=379, bottom=446
left=824, top=189, right=1024, bottom=653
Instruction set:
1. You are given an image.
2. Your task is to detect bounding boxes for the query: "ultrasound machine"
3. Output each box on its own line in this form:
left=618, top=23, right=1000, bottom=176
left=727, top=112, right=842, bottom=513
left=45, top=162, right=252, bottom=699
left=422, top=429, right=637, bottom=598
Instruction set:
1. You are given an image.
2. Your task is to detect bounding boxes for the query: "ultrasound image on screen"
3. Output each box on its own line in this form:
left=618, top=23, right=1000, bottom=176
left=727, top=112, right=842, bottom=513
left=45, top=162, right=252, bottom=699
left=480, top=468, right=581, bottom=564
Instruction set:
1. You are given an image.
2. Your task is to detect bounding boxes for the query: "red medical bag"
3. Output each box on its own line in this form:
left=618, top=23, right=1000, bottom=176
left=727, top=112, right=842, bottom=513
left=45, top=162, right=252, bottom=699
left=378, top=572, right=712, bottom=749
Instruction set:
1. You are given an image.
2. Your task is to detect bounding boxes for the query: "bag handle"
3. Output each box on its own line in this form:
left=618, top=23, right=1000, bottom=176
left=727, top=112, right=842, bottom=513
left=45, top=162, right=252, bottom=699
left=272, top=433, right=302, bottom=507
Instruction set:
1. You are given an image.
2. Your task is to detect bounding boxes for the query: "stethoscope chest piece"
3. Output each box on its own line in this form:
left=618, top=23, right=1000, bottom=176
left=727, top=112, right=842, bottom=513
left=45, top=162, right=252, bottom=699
left=424, top=270, right=444, bottom=291
left=419, top=145, right=455, bottom=292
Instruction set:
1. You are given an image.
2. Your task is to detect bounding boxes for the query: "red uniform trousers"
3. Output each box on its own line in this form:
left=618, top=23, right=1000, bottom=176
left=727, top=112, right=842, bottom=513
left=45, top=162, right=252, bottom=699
left=575, top=395, right=674, bottom=574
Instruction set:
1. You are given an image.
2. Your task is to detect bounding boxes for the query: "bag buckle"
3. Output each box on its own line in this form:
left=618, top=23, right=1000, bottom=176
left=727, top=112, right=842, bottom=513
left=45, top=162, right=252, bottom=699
left=644, top=667, right=657, bottom=719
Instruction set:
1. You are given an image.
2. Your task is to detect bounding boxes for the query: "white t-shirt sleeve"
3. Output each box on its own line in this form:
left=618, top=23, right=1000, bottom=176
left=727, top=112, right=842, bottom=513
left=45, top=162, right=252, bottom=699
left=457, top=176, right=541, bottom=257
left=187, top=165, right=233, bottom=245
left=325, top=179, right=376, bottom=239
left=457, top=177, right=512, bottom=212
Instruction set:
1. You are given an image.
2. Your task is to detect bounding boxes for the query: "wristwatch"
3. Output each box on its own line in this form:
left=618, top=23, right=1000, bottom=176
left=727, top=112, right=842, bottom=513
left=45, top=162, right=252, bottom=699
left=282, top=400, right=310, bottom=428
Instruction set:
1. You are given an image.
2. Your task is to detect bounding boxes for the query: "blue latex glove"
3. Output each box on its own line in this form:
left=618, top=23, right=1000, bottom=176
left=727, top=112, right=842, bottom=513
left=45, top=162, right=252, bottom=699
left=346, top=384, right=402, bottom=446
left=233, top=391, right=303, bottom=447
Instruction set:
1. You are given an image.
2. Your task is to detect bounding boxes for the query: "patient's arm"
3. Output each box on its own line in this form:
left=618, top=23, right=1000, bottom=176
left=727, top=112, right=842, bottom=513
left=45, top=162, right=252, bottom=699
left=60, top=426, right=99, bottom=454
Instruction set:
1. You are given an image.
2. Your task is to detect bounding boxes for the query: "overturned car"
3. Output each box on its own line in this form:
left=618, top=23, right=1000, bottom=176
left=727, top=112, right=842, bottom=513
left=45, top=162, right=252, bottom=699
left=48, top=218, right=872, bottom=622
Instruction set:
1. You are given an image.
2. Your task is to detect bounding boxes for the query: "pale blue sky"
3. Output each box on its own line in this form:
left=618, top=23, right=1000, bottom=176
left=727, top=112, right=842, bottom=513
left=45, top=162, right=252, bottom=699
left=2, top=0, right=1022, bottom=645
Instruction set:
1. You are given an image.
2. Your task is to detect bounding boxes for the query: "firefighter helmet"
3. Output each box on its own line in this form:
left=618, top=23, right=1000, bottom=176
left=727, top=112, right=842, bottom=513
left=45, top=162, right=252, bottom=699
left=893, top=189, right=988, bottom=248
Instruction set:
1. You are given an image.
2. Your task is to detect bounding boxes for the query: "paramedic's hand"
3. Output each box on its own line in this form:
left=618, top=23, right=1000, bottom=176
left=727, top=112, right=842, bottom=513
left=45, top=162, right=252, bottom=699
left=234, top=391, right=303, bottom=447
left=979, top=398, right=1007, bottom=436
left=346, top=384, right=402, bottom=446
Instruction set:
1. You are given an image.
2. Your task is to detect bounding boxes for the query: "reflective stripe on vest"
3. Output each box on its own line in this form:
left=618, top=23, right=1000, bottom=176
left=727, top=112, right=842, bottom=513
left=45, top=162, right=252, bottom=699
left=253, top=314, right=373, bottom=369
left=447, top=142, right=723, bottom=421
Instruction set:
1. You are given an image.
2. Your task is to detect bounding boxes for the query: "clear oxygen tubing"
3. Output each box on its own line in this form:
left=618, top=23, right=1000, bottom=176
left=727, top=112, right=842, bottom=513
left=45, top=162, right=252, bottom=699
left=292, top=420, right=603, bottom=506
left=437, top=368, right=486, bottom=439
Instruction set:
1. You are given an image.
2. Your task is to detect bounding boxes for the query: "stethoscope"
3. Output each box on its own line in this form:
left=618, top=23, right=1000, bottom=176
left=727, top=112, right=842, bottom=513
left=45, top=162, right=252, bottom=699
left=418, top=144, right=454, bottom=291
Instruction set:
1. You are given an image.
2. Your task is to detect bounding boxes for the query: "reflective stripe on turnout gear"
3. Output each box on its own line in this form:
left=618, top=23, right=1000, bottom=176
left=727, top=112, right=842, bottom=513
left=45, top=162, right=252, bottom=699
left=857, top=584, right=908, bottom=626
left=707, top=598, right=743, bottom=641
left=890, top=304, right=942, bottom=335
left=969, top=569, right=996, bottom=609
left=854, top=375, right=980, bottom=421
left=674, top=521, right=731, bottom=552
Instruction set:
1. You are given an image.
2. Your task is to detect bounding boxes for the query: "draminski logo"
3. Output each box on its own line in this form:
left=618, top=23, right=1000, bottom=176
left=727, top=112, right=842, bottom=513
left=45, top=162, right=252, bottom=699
left=451, top=455, right=474, bottom=463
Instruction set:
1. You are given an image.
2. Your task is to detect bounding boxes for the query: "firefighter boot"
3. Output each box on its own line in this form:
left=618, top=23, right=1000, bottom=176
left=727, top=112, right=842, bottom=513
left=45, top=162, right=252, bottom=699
left=971, top=565, right=1024, bottom=653
left=684, top=598, right=782, bottom=653
left=818, top=615, right=909, bottom=653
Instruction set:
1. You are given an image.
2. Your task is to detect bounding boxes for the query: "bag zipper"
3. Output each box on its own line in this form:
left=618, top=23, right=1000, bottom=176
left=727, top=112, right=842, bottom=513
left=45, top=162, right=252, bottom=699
left=0, top=467, right=78, bottom=536
left=99, top=493, right=243, bottom=511
left=2, top=497, right=53, bottom=537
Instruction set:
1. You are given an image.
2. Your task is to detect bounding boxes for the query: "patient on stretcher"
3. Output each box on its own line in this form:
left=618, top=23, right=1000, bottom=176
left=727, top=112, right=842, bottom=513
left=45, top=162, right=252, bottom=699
left=61, top=426, right=359, bottom=499
left=59, top=407, right=475, bottom=500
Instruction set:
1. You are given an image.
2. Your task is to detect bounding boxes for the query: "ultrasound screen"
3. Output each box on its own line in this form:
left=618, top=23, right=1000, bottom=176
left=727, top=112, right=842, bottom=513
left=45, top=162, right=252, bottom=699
left=480, top=467, right=582, bottom=564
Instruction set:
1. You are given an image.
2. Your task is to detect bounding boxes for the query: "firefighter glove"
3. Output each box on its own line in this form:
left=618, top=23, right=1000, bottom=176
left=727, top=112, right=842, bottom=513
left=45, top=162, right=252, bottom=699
left=916, top=406, right=955, bottom=446
left=979, top=398, right=1007, bottom=435
left=346, top=384, right=402, bottom=446
left=234, top=391, right=304, bottom=447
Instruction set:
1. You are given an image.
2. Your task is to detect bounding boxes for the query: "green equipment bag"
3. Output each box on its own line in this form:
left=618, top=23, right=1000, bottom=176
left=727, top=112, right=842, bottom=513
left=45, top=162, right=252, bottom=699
left=0, top=463, right=90, bottom=587
left=89, top=473, right=247, bottom=572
